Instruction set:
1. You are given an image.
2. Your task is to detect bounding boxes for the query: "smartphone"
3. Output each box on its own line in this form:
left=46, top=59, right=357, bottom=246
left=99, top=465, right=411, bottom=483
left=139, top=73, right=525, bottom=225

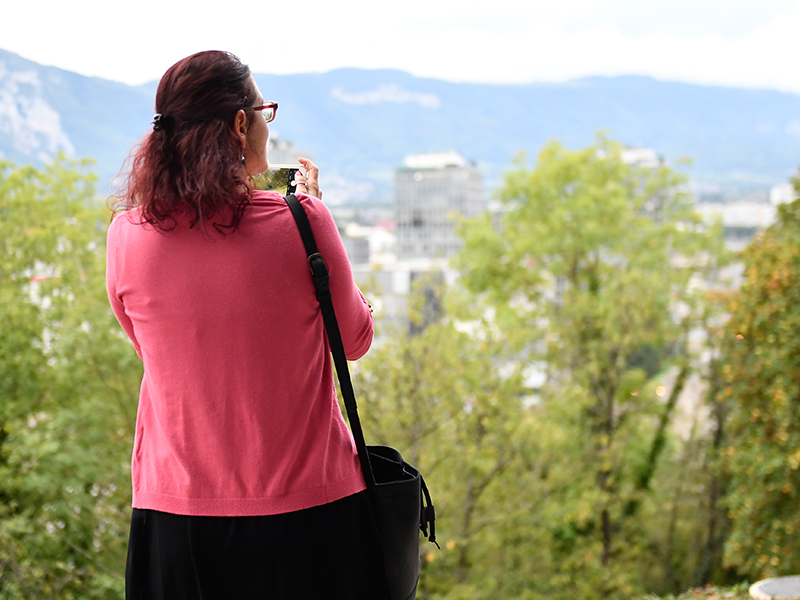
left=252, top=164, right=302, bottom=194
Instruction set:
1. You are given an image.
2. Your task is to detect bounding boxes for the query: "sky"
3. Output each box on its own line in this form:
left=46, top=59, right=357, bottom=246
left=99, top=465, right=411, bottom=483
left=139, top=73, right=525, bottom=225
left=2, top=0, right=800, bottom=93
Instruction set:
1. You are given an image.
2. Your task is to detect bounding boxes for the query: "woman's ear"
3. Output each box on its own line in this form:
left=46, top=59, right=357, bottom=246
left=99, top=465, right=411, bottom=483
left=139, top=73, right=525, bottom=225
left=233, top=109, right=248, bottom=147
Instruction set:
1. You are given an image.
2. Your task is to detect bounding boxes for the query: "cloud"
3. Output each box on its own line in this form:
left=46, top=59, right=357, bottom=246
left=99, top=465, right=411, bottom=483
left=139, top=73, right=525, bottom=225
left=1, top=0, right=799, bottom=93
left=523, top=0, right=800, bottom=39
left=379, top=6, right=800, bottom=93
left=331, top=85, right=440, bottom=108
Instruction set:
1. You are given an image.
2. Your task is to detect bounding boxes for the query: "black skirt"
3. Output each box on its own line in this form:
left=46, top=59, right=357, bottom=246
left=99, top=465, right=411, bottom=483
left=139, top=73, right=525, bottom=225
left=126, top=491, right=390, bottom=600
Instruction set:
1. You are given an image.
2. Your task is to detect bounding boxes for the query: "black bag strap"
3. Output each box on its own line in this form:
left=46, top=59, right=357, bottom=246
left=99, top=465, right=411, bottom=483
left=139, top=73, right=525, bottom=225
left=283, top=193, right=376, bottom=488
left=284, top=194, right=438, bottom=548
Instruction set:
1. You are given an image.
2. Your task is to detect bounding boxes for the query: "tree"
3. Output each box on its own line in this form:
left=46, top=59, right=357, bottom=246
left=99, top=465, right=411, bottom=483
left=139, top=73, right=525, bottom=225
left=721, top=173, right=800, bottom=578
left=352, top=277, right=555, bottom=600
left=454, top=136, right=727, bottom=597
left=0, top=158, right=141, bottom=599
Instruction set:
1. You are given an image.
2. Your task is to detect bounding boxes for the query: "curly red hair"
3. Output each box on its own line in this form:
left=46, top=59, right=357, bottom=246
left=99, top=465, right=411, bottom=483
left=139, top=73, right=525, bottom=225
left=117, top=51, right=257, bottom=232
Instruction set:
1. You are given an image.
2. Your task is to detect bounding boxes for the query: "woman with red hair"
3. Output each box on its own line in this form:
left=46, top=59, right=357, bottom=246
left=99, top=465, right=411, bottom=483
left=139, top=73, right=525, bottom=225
left=108, top=50, right=386, bottom=599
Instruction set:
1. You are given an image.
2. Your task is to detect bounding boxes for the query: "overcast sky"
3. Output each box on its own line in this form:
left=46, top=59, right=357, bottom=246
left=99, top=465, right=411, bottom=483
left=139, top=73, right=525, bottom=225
left=2, top=0, right=800, bottom=93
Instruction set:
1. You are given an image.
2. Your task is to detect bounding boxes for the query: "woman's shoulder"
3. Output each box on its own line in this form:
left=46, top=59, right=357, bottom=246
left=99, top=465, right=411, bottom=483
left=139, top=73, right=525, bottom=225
left=251, top=189, right=324, bottom=208
left=108, top=208, right=142, bottom=235
left=107, top=207, right=183, bottom=243
left=252, top=189, right=332, bottom=224
left=250, top=189, right=288, bottom=205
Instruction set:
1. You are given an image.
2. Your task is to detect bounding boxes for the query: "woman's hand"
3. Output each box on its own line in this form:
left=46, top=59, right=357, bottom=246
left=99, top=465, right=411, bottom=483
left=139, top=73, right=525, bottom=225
left=294, top=157, right=322, bottom=200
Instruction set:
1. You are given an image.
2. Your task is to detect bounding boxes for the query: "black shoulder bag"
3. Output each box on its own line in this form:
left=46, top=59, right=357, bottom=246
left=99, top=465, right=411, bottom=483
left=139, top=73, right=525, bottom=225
left=284, top=194, right=438, bottom=600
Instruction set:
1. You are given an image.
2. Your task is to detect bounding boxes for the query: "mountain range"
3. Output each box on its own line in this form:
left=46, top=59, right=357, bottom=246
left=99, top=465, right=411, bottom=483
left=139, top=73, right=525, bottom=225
left=2, top=47, right=800, bottom=202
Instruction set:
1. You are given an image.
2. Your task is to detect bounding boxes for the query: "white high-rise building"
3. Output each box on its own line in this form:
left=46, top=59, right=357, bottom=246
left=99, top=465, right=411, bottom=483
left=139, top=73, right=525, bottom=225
left=395, top=152, right=484, bottom=260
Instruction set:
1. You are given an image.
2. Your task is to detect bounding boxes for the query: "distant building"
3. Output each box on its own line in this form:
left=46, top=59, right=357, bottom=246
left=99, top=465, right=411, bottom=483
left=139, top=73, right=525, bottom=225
left=341, top=233, right=370, bottom=265
left=695, top=201, right=775, bottom=251
left=770, top=183, right=796, bottom=206
left=267, top=136, right=310, bottom=165
left=395, top=152, right=485, bottom=260
left=694, top=184, right=796, bottom=252
left=621, top=146, right=663, bottom=169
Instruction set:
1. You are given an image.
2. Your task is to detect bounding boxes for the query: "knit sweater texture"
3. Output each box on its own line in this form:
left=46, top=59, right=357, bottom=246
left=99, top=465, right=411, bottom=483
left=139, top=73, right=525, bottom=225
left=106, top=190, right=373, bottom=516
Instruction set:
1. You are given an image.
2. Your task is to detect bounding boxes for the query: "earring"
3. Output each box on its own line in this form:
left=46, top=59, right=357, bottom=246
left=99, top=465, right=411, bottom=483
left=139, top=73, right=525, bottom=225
left=241, top=151, right=246, bottom=166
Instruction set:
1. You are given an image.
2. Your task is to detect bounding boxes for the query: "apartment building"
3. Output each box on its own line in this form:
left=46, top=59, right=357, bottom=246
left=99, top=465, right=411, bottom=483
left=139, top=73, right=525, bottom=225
left=395, top=152, right=484, bottom=260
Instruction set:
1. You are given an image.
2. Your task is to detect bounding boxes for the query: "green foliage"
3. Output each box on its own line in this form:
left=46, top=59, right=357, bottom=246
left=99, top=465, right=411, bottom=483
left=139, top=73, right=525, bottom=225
left=721, top=177, right=800, bottom=578
left=3, top=142, right=787, bottom=600
left=0, top=158, right=140, bottom=599
left=355, top=273, right=575, bottom=599
left=452, top=136, right=728, bottom=597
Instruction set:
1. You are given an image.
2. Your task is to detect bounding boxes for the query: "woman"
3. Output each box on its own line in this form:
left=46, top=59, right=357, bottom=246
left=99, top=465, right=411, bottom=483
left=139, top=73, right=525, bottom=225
left=107, top=50, right=388, bottom=599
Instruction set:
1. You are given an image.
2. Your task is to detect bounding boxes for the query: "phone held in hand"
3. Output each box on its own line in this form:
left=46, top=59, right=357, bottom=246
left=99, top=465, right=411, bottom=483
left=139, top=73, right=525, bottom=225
left=252, top=164, right=302, bottom=195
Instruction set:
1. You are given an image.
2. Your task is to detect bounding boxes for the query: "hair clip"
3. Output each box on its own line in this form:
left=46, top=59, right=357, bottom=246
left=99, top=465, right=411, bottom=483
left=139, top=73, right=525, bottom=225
left=152, top=113, right=173, bottom=132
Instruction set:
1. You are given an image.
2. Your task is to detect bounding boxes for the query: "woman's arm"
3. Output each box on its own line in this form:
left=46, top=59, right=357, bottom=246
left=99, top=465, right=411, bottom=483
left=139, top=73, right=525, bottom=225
left=106, top=215, right=144, bottom=359
left=299, top=194, right=374, bottom=360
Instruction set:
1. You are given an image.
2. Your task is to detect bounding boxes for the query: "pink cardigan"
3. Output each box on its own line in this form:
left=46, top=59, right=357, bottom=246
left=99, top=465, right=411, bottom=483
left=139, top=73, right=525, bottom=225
left=106, top=190, right=373, bottom=516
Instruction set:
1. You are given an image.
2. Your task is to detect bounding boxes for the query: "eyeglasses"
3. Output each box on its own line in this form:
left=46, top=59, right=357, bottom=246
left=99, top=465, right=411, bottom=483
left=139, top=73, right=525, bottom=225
left=249, top=102, right=278, bottom=123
